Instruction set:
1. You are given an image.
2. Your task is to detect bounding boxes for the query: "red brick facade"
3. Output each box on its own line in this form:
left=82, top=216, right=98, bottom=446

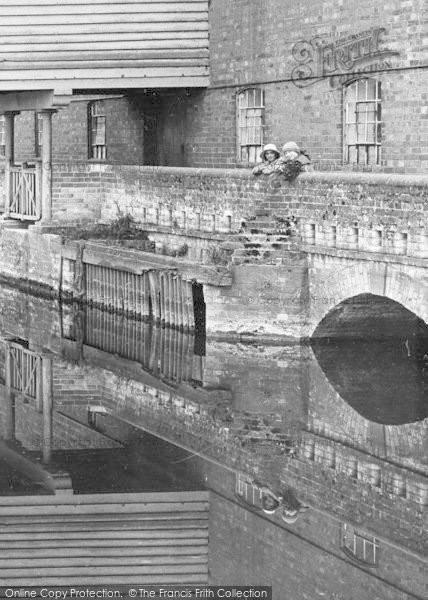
left=4, top=0, right=426, bottom=174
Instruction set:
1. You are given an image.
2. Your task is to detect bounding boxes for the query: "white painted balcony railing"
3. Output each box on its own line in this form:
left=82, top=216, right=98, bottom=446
left=9, top=163, right=41, bottom=221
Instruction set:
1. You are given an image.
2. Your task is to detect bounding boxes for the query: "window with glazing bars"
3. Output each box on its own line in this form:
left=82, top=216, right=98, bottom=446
left=35, top=112, right=43, bottom=157
left=0, top=116, right=5, bottom=157
left=344, top=79, right=381, bottom=165
left=342, top=524, right=379, bottom=566
left=89, top=100, right=107, bottom=160
left=237, top=89, right=265, bottom=164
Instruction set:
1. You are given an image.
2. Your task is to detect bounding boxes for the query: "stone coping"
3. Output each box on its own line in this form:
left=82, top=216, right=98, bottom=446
left=302, top=245, right=428, bottom=268
left=51, top=161, right=428, bottom=187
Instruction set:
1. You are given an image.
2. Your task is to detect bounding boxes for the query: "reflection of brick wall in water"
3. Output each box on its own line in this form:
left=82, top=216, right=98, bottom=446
left=0, top=390, right=119, bottom=451
left=53, top=362, right=103, bottom=409
left=49, top=358, right=427, bottom=557
left=203, top=341, right=306, bottom=426
left=307, top=349, right=428, bottom=474
left=208, top=491, right=425, bottom=600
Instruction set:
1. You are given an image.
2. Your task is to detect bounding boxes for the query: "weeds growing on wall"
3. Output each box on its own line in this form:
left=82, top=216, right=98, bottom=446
left=64, top=214, right=149, bottom=242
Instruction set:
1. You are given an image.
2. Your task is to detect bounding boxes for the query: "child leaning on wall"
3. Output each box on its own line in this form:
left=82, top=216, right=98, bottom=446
left=252, top=143, right=283, bottom=176
left=280, top=141, right=313, bottom=172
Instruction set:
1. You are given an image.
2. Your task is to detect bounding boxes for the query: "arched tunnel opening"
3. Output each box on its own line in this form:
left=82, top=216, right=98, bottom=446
left=310, top=294, right=428, bottom=425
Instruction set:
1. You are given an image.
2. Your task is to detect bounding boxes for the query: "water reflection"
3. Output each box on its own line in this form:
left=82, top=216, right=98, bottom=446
left=0, top=285, right=425, bottom=597
left=62, top=305, right=205, bottom=386
left=311, top=293, right=428, bottom=425
left=311, top=337, right=428, bottom=424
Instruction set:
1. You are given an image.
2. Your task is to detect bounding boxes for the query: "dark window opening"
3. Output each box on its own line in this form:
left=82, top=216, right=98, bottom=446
left=88, top=100, right=107, bottom=160
left=192, top=281, right=206, bottom=358
left=35, top=112, right=43, bottom=157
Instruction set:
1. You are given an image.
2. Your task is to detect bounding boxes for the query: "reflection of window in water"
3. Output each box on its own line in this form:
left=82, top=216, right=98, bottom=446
left=235, top=474, right=264, bottom=511
left=342, top=524, right=379, bottom=566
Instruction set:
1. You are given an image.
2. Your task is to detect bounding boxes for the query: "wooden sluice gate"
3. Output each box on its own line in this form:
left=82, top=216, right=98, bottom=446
left=83, top=264, right=196, bottom=331
left=60, top=242, right=207, bottom=384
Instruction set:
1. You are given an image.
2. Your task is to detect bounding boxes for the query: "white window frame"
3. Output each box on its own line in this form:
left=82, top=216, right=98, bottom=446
left=89, top=100, right=107, bottom=160
left=236, top=88, right=265, bottom=165
left=344, top=78, right=381, bottom=165
left=342, top=523, right=379, bottom=566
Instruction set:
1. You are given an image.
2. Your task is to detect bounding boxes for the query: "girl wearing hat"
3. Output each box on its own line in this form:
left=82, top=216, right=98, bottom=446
left=252, top=143, right=283, bottom=176
left=281, top=141, right=313, bottom=172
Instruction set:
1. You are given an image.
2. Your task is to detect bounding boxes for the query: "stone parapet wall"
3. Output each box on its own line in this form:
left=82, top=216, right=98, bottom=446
left=50, top=164, right=428, bottom=260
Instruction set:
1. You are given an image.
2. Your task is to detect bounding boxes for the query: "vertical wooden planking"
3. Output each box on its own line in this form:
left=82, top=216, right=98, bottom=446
left=130, top=273, right=136, bottom=316
left=182, top=279, right=190, bottom=331
left=100, top=265, right=105, bottom=308
left=93, top=264, right=98, bottom=306
left=86, top=263, right=91, bottom=303
left=181, top=330, right=190, bottom=382
left=178, top=276, right=185, bottom=330
left=186, top=281, right=195, bottom=330
left=159, top=272, right=166, bottom=326
left=149, top=324, right=160, bottom=376
left=142, top=271, right=150, bottom=319
left=167, top=326, right=174, bottom=380
left=168, top=274, right=174, bottom=328
left=144, top=321, right=151, bottom=366
left=167, top=325, right=173, bottom=381
left=159, top=323, right=166, bottom=377
left=126, top=271, right=131, bottom=315
left=115, top=268, right=119, bottom=312
left=135, top=272, right=142, bottom=317
left=170, top=273, right=177, bottom=328
left=151, top=271, right=162, bottom=323
left=174, top=322, right=181, bottom=380
left=164, top=272, right=171, bottom=327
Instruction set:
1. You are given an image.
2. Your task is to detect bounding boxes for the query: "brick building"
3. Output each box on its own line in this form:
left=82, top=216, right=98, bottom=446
left=2, top=0, right=426, bottom=174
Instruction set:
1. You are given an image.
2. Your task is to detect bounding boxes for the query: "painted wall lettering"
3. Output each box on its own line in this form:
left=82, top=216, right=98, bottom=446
left=291, top=28, right=399, bottom=88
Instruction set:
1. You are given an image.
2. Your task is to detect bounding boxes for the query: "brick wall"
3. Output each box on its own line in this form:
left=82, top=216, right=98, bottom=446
left=0, top=0, right=425, bottom=174
left=10, top=97, right=146, bottom=166
left=49, top=165, right=428, bottom=258
left=176, top=0, right=427, bottom=172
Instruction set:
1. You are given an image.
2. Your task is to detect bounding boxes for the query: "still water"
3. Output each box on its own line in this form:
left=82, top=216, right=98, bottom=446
left=0, top=285, right=426, bottom=599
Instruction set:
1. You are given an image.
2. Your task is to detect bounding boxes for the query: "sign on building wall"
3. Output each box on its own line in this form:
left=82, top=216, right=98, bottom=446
left=291, top=27, right=399, bottom=88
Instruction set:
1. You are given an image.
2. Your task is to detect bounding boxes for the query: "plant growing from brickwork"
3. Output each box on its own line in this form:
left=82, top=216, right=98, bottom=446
left=205, top=245, right=230, bottom=266
left=61, top=214, right=150, bottom=246
left=159, top=242, right=189, bottom=258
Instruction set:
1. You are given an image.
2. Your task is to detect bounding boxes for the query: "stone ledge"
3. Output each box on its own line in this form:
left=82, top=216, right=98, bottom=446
left=61, top=239, right=233, bottom=287
left=51, top=162, right=428, bottom=188
left=302, top=244, right=428, bottom=267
